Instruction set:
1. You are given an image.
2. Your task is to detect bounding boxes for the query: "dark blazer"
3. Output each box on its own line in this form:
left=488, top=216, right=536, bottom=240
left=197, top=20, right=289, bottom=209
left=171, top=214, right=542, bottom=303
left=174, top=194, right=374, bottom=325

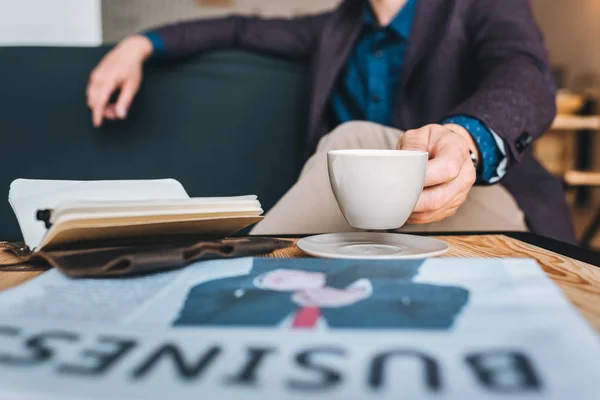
left=152, top=0, right=575, bottom=243
left=173, top=258, right=470, bottom=329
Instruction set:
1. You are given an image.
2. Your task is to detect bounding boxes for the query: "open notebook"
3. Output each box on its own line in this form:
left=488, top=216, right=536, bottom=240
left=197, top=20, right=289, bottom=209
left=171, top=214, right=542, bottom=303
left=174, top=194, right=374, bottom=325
left=8, top=179, right=264, bottom=252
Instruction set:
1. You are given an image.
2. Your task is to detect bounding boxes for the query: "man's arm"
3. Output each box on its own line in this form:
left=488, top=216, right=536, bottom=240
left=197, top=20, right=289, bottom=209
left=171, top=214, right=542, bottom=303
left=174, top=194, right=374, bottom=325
left=146, top=13, right=332, bottom=61
left=396, top=0, right=555, bottom=224
left=87, top=13, right=331, bottom=127
left=398, top=0, right=556, bottom=224
left=446, top=0, right=557, bottom=164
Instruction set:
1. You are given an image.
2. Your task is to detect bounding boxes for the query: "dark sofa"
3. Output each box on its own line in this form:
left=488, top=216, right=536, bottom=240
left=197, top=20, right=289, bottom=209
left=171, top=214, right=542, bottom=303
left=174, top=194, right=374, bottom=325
left=0, top=46, right=309, bottom=241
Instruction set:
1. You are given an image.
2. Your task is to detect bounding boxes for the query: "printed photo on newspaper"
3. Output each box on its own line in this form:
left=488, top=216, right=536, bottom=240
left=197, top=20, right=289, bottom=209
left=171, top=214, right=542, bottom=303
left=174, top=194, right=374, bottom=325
left=0, top=257, right=598, bottom=399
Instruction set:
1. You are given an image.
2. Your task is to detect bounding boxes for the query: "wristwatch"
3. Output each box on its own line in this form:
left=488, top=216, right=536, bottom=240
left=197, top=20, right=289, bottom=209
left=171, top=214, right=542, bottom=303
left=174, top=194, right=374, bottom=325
left=469, top=149, right=478, bottom=171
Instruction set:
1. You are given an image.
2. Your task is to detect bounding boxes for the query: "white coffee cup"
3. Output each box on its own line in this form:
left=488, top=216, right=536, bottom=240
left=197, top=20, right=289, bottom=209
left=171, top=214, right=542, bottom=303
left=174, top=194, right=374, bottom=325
left=327, top=149, right=428, bottom=230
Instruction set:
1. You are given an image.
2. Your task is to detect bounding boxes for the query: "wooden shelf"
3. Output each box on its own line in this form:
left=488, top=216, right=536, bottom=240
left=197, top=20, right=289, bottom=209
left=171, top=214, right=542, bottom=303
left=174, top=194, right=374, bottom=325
left=534, top=129, right=576, bottom=176
left=551, top=115, right=600, bottom=131
left=564, top=170, right=600, bottom=187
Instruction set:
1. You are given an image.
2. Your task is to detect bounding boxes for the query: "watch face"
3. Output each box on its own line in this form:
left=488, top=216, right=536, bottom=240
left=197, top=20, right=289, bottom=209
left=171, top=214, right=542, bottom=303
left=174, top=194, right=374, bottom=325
left=469, top=150, right=478, bottom=170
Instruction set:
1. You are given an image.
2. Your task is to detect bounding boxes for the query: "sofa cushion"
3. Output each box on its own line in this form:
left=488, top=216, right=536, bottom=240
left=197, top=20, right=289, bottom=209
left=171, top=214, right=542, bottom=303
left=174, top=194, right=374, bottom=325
left=0, top=46, right=308, bottom=241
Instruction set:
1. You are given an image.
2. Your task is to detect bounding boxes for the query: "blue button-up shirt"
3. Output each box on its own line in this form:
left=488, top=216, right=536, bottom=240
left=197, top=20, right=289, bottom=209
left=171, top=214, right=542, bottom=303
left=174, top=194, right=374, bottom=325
left=330, top=0, right=507, bottom=183
left=144, top=0, right=507, bottom=183
left=330, top=0, right=415, bottom=127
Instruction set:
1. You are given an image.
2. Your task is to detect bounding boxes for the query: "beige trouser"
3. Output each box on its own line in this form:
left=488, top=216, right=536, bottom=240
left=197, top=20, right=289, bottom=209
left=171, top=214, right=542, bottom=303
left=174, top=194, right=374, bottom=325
left=251, top=121, right=527, bottom=235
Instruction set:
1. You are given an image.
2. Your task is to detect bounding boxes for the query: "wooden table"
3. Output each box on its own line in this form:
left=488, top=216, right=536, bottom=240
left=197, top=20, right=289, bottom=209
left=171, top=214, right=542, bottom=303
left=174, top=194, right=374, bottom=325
left=2, top=234, right=600, bottom=332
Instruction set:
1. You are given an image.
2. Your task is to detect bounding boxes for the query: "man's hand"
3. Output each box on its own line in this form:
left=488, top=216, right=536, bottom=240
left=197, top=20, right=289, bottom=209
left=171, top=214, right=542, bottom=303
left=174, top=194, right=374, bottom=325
left=86, top=35, right=153, bottom=127
left=397, top=124, right=478, bottom=224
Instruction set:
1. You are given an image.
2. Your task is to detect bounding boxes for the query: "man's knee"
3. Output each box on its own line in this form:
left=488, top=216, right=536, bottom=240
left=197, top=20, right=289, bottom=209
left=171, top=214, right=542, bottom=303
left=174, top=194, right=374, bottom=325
left=315, top=121, right=399, bottom=153
left=463, top=185, right=526, bottom=230
left=315, top=121, right=374, bottom=151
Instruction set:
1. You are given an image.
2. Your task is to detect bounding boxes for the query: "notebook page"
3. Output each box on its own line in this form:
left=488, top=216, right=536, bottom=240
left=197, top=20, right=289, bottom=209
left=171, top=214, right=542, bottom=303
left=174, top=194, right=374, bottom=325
left=50, top=199, right=263, bottom=224
left=51, top=196, right=261, bottom=218
left=8, top=179, right=189, bottom=249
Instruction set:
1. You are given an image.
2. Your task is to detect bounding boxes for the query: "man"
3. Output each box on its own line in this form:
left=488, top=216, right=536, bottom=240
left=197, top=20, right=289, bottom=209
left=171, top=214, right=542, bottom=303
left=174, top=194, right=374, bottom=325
left=173, top=258, right=469, bottom=329
left=87, top=0, right=574, bottom=242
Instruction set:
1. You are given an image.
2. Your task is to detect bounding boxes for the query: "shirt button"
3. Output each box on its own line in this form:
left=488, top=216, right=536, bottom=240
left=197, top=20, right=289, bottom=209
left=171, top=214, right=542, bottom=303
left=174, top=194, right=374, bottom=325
left=372, top=94, right=381, bottom=103
left=375, top=49, right=383, bottom=58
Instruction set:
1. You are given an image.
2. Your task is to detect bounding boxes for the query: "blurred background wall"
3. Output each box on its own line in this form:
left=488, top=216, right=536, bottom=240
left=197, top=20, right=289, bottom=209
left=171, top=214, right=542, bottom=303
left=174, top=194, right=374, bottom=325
left=531, top=0, right=600, bottom=93
left=101, top=0, right=340, bottom=43
left=0, top=0, right=102, bottom=46
left=99, top=0, right=600, bottom=94
left=1, top=0, right=598, bottom=92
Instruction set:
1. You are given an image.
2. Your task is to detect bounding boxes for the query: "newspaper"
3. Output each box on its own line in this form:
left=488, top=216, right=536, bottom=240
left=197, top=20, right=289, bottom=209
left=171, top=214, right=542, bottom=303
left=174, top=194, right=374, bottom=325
left=0, top=257, right=598, bottom=399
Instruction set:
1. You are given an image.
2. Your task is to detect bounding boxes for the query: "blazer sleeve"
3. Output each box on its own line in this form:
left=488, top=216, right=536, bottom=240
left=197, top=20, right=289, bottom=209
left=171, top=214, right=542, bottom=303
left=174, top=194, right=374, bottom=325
left=445, top=0, right=557, bottom=163
left=148, top=13, right=332, bottom=61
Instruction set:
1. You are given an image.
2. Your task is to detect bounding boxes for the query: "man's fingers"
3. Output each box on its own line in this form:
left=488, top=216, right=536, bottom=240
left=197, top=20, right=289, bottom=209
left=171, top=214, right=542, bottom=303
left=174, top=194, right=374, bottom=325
left=407, top=196, right=465, bottom=224
left=399, top=124, right=476, bottom=225
left=424, top=147, right=466, bottom=187
left=115, top=80, right=138, bottom=119
left=407, top=191, right=467, bottom=224
left=104, top=105, right=117, bottom=120
left=422, top=130, right=470, bottom=187
left=91, top=83, right=116, bottom=128
left=413, top=179, right=458, bottom=213
left=86, top=69, right=101, bottom=106
left=397, top=125, right=432, bottom=152
left=406, top=207, right=457, bottom=224
left=413, top=160, right=473, bottom=212
left=406, top=211, right=446, bottom=225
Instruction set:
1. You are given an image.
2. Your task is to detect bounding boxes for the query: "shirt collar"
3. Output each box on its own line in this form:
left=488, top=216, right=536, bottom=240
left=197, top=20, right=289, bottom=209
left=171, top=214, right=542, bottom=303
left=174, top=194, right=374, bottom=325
left=364, top=0, right=418, bottom=38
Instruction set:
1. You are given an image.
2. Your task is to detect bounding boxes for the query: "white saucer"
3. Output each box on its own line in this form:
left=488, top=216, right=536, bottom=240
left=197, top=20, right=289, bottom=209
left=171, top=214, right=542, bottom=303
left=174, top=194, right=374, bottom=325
left=297, top=232, right=449, bottom=260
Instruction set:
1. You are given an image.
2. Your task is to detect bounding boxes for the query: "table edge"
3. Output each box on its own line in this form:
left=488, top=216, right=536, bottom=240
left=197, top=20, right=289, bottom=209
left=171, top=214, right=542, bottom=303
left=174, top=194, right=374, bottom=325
left=247, top=232, right=600, bottom=267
